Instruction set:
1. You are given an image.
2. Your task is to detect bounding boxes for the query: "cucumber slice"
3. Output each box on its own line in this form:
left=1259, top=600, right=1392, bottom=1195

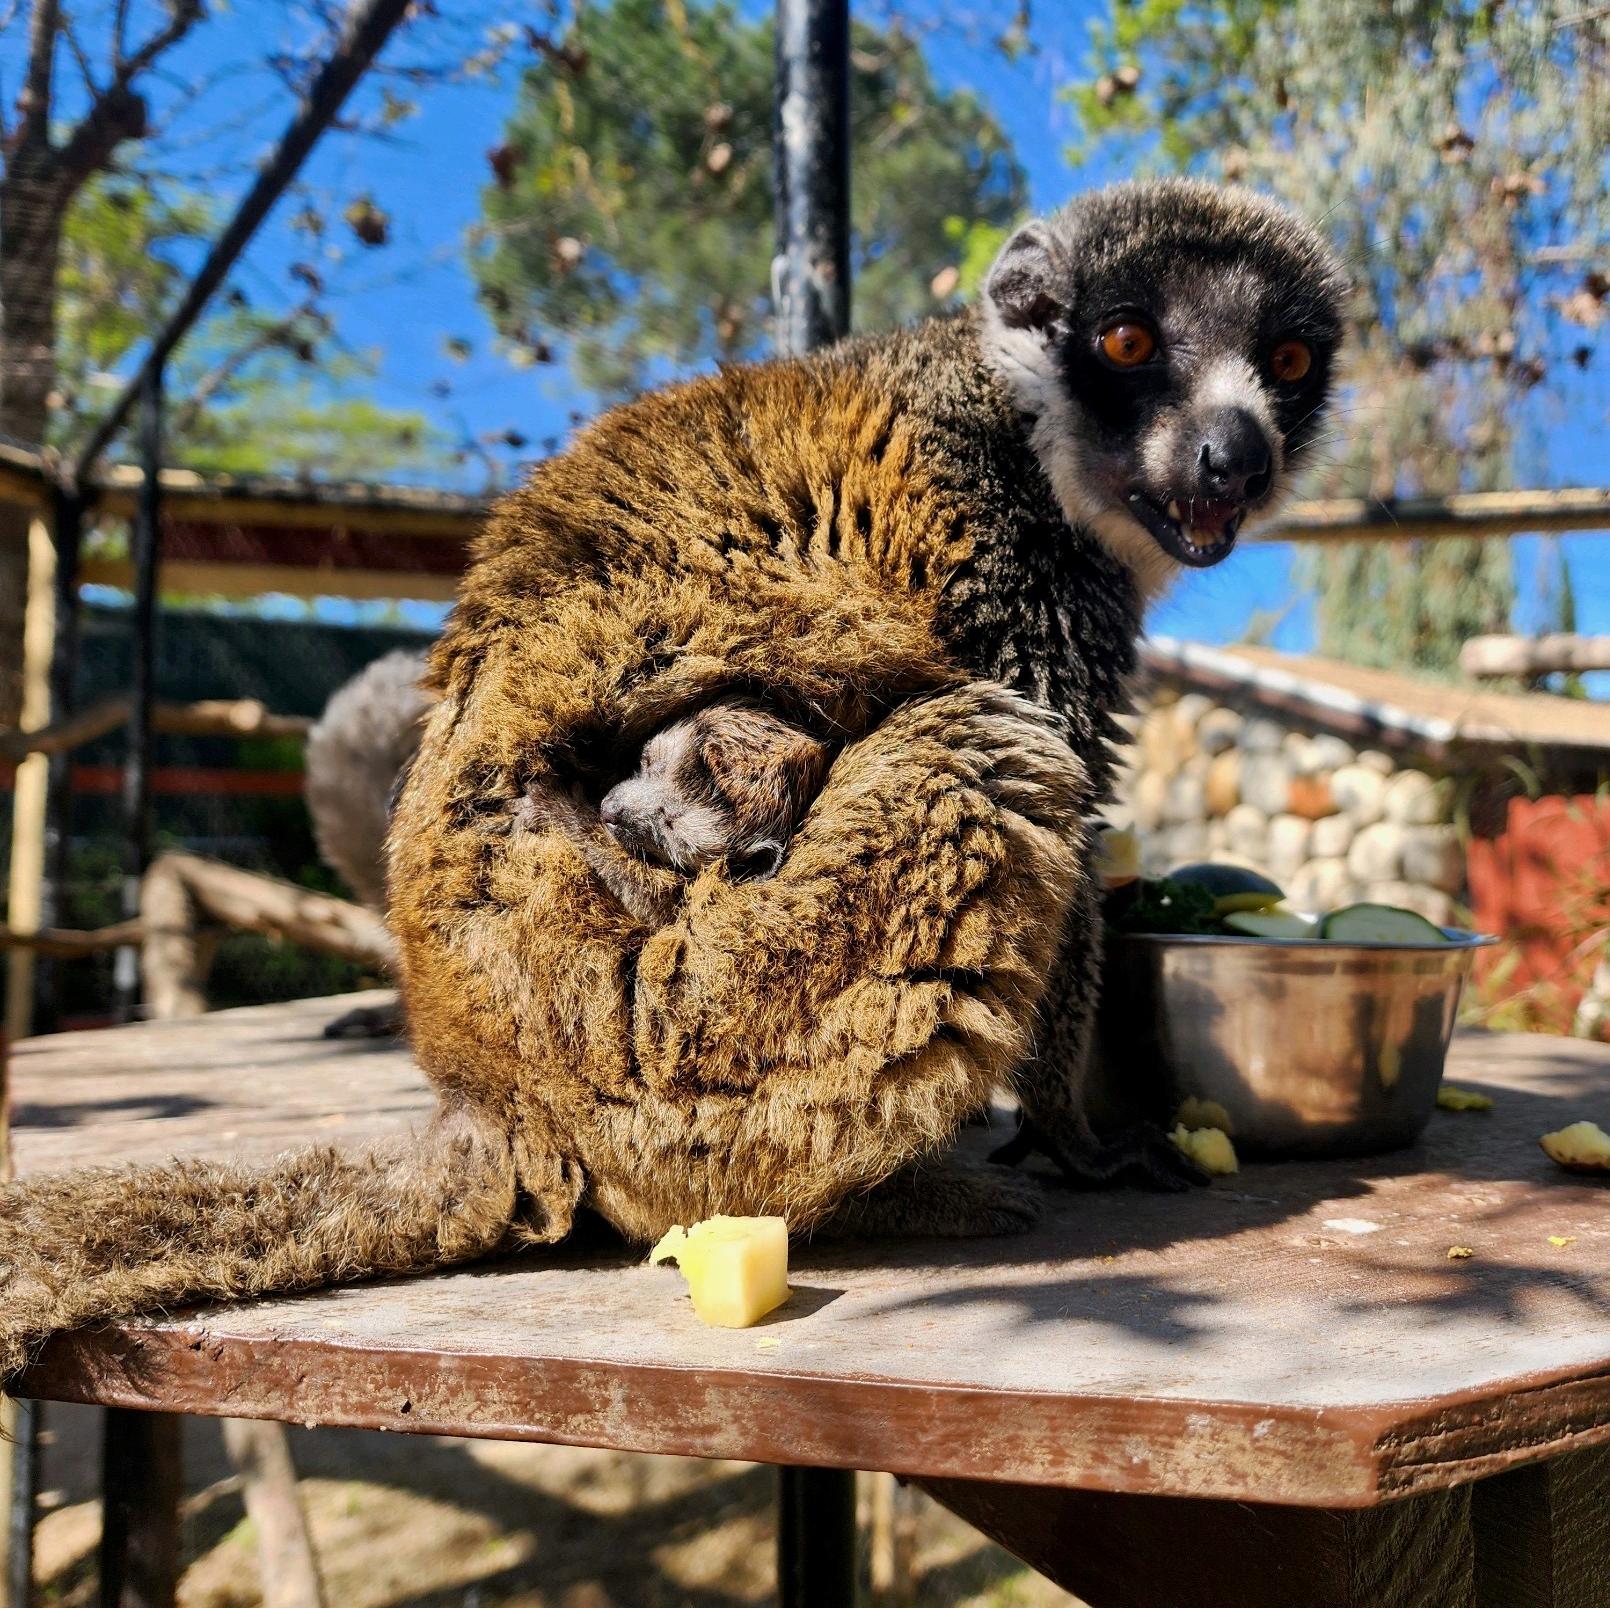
left=1319, top=903, right=1451, bottom=945
left=1222, top=909, right=1321, bottom=941
left=1168, top=862, right=1285, bottom=915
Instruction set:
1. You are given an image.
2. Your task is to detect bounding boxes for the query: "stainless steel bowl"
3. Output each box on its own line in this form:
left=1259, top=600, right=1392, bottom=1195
left=1093, top=926, right=1499, bottom=1158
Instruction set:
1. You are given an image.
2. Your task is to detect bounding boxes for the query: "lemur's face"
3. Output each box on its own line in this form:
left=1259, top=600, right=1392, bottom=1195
left=981, top=180, right=1349, bottom=595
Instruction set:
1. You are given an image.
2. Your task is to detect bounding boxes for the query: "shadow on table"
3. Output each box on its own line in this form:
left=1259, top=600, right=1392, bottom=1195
left=796, top=1033, right=1610, bottom=1346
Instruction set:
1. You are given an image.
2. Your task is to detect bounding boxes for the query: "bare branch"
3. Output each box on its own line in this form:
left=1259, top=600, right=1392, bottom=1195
left=14, top=0, right=62, bottom=150
left=168, top=306, right=320, bottom=435
left=118, top=0, right=206, bottom=85
left=50, top=0, right=206, bottom=189
left=59, top=9, right=104, bottom=100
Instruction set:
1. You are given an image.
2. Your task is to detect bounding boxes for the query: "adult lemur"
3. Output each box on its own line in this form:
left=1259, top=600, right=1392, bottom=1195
left=1, top=182, right=1346, bottom=1377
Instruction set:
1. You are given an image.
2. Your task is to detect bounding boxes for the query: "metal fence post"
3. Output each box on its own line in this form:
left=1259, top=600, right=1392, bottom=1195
left=773, top=0, right=851, bottom=356
left=773, top=2, right=858, bottom=1600
left=113, top=365, right=163, bottom=1021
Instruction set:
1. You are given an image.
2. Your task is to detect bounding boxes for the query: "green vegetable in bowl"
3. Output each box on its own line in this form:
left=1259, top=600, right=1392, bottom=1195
left=1319, top=903, right=1451, bottom=944
left=1167, top=862, right=1285, bottom=915
left=1222, top=909, right=1320, bottom=941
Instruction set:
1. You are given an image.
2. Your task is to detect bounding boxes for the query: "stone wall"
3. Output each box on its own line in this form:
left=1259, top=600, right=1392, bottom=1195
left=1106, top=683, right=1465, bottom=926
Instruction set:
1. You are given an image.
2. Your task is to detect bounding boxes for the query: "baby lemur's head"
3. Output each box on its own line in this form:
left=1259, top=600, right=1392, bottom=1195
left=600, top=701, right=831, bottom=879
left=980, top=179, right=1349, bottom=596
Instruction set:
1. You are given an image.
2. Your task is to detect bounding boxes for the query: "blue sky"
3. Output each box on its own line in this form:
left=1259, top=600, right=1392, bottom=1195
left=10, top=1, right=1607, bottom=656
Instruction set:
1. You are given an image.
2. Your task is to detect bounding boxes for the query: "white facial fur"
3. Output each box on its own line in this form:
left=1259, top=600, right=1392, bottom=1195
left=601, top=723, right=731, bottom=870
left=980, top=295, right=1180, bottom=602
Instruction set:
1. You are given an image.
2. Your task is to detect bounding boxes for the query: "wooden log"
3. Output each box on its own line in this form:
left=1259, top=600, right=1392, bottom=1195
left=0, top=695, right=130, bottom=762
left=0, top=920, right=146, bottom=958
left=1460, top=634, right=1610, bottom=679
left=0, top=697, right=313, bottom=763
left=139, top=853, right=393, bottom=1021
left=153, top=700, right=312, bottom=740
left=5, top=510, right=61, bottom=1039
left=220, top=1421, right=326, bottom=1608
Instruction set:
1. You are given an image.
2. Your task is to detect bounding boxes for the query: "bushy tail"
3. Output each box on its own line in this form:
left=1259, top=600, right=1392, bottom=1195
left=0, top=1106, right=516, bottom=1383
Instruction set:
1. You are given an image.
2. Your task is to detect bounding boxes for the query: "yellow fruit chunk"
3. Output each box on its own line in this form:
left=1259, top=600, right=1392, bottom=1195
left=1436, top=1085, right=1493, bottom=1112
left=1447, top=1246, right=1474, bottom=1260
left=1175, top=1097, right=1233, bottom=1134
left=1097, top=827, right=1141, bottom=887
left=1169, top=1124, right=1238, bottom=1176
left=1548, top=1236, right=1577, bottom=1249
left=1540, top=1121, right=1610, bottom=1175
left=649, top=1215, right=790, bottom=1327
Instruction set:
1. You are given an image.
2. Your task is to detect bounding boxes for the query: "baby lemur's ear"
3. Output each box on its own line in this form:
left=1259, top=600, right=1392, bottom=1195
left=985, top=221, right=1064, bottom=333
left=698, top=708, right=831, bottom=835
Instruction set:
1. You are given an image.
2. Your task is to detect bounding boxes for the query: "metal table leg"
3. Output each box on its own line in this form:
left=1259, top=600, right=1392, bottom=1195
left=777, top=1465, right=857, bottom=1607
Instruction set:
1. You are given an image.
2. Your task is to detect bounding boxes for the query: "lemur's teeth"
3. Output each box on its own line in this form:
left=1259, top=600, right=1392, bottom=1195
left=1166, top=499, right=1182, bottom=523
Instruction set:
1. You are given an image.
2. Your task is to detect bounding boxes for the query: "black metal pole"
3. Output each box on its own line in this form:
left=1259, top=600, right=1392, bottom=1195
left=773, top=5, right=857, bottom=1596
left=4, top=1399, right=39, bottom=1608
left=773, top=0, right=851, bottom=356
left=69, top=0, right=415, bottom=485
left=778, top=1465, right=857, bottom=1607
left=113, top=367, right=162, bottom=1021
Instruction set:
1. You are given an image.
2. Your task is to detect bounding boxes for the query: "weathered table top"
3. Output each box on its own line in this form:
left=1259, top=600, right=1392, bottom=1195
left=11, top=993, right=1610, bottom=1508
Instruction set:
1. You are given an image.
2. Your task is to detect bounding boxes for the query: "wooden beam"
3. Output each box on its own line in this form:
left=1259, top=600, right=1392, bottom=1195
left=100, top=1408, right=183, bottom=1608
left=1257, top=487, right=1610, bottom=545
left=220, top=1421, right=327, bottom=1608
left=1460, top=634, right=1610, bottom=679
left=5, top=509, right=58, bottom=1040
left=1, top=919, right=147, bottom=958
left=92, top=466, right=486, bottom=540
left=78, top=556, right=460, bottom=603
left=1, top=698, right=312, bottom=763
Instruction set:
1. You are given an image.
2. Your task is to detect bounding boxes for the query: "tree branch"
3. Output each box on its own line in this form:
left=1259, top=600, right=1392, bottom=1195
left=13, top=0, right=62, bottom=151
left=50, top=0, right=205, bottom=191
left=58, top=10, right=103, bottom=102
left=167, top=302, right=319, bottom=437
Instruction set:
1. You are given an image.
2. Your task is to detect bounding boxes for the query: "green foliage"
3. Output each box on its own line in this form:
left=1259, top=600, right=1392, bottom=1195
left=57, top=176, right=442, bottom=479
left=472, top=0, right=1025, bottom=397
left=1107, top=876, right=1221, bottom=937
left=1063, top=0, right=1608, bottom=677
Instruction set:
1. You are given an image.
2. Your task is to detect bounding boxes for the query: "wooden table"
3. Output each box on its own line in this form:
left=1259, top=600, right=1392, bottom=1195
left=12, top=993, right=1610, bottom=1607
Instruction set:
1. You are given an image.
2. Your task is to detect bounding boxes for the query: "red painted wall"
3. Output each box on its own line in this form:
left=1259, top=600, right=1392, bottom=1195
left=1467, top=795, right=1610, bottom=1031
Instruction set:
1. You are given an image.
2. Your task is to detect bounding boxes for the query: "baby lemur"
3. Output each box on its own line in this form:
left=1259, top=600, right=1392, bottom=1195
left=531, top=700, right=832, bottom=926
left=2, top=181, right=1347, bottom=1381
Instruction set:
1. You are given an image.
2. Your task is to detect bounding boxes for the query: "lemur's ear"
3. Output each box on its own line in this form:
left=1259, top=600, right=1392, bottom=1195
left=985, top=221, right=1063, bottom=332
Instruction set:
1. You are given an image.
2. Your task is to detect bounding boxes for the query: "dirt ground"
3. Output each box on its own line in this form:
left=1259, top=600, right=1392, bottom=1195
left=33, top=1402, right=1082, bottom=1607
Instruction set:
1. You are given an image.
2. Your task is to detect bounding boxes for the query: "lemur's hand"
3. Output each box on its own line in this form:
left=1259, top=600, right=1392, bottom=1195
left=992, top=1113, right=1207, bottom=1192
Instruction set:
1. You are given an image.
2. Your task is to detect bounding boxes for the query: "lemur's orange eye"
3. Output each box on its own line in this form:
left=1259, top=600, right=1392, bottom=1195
left=1270, top=339, right=1313, bottom=383
left=1099, top=321, right=1157, bottom=367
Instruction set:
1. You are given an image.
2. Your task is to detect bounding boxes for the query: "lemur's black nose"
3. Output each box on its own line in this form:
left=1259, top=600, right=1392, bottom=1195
left=1196, top=408, right=1273, bottom=502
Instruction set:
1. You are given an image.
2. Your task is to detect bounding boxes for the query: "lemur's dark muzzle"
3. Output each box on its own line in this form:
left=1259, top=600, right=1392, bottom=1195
left=1194, top=407, right=1273, bottom=504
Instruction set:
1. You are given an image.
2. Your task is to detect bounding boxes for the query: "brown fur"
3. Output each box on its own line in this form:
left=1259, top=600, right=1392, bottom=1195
left=388, top=339, right=1095, bottom=1245
left=0, top=1108, right=519, bottom=1382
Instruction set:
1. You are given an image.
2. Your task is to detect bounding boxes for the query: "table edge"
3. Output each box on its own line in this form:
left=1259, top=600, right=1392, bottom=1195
left=17, top=1318, right=1610, bottom=1509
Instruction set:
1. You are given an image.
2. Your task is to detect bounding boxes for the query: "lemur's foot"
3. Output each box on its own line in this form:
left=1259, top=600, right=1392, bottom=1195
left=816, top=1160, right=1045, bottom=1240
left=992, top=1115, right=1206, bottom=1192
left=323, top=997, right=406, bottom=1040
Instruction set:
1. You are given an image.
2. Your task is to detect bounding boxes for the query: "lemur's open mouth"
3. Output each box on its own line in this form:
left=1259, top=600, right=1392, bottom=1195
left=1125, top=490, right=1244, bottom=569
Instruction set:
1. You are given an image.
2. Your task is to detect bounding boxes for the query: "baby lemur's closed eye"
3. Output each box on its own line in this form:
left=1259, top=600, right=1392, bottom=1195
left=523, top=699, right=831, bottom=926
